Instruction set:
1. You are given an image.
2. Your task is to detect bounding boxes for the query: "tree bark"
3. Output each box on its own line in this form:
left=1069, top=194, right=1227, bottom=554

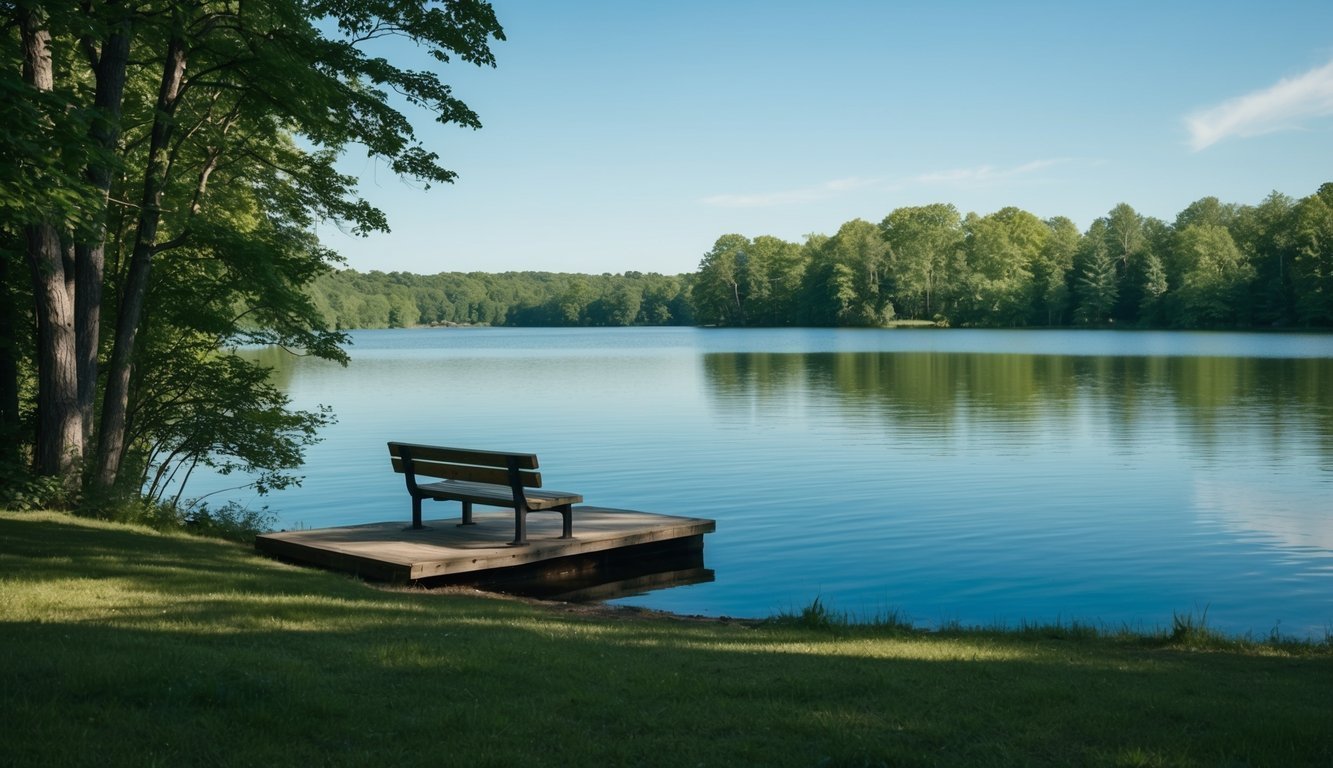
left=21, top=6, right=83, bottom=484
left=0, top=251, right=22, bottom=463
left=95, top=26, right=187, bottom=491
left=27, top=227, right=82, bottom=482
left=76, top=19, right=132, bottom=460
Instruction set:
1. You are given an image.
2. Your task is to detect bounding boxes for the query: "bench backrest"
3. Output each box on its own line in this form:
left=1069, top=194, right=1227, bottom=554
left=388, top=442, right=544, bottom=489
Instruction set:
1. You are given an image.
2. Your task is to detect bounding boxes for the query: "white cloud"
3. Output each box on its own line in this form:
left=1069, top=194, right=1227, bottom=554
left=913, top=159, right=1069, bottom=186
left=701, top=177, right=879, bottom=208
left=1186, top=58, right=1333, bottom=151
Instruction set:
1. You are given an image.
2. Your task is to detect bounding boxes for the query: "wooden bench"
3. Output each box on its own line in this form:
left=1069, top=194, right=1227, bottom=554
left=388, top=442, right=583, bottom=546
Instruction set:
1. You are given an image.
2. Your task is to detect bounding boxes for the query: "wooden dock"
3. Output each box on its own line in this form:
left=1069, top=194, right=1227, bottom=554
left=255, top=506, right=716, bottom=585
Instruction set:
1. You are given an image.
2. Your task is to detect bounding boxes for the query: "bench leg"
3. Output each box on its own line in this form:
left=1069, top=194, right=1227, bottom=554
left=508, top=507, right=574, bottom=545
left=510, top=507, right=528, bottom=546
left=458, top=500, right=475, bottom=527
left=558, top=505, right=573, bottom=539
left=411, top=496, right=424, bottom=530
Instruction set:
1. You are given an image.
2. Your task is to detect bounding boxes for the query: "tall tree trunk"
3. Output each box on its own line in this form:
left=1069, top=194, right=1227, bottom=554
left=95, top=27, right=186, bottom=491
left=27, top=229, right=82, bottom=482
left=21, top=6, right=83, bottom=485
left=0, top=249, right=22, bottom=463
left=76, top=20, right=132, bottom=461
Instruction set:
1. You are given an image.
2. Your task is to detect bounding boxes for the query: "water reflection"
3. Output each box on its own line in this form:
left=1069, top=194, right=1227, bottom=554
left=704, top=351, right=1333, bottom=464
left=232, top=344, right=300, bottom=390
left=417, top=539, right=714, bottom=603
left=702, top=350, right=1333, bottom=577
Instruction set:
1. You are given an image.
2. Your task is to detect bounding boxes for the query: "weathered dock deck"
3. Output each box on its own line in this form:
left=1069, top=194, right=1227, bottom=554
left=255, top=506, right=715, bottom=584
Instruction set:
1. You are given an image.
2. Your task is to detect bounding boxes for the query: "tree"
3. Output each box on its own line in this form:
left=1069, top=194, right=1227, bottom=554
left=590, top=281, right=642, bottom=326
left=1101, top=203, right=1148, bottom=323
left=879, top=203, right=963, bottom=321
left=1290, top=183, right=1333, bottom=326
left=958, top=207, right=1046, bottom=327
left=820, top=219, right=892, bottom=326
left=304, top=270, right=691, bottom=329
left=557, top=277, right=594, bottom=325
left=1138, top=250, right=1169, bottom=326
left=1174, top=196, right=1238, bottom=230
left=637, top=273, right=683, bottom=325
left=1074, top=221, right=1118, bottom=326
left=1032, top=216, right=1079, bottom=325
left=1172, top=224, right=1254, bottom=327
left=11, top=5, right=89, bottom=485
left=694, top=234, right=750, bottom=326
left=744, top=235, right=804, bottom=326
left=1231, top=191, right=1296, bottom=326
left=3, top=1, right=506, bottom=505
left=800, top=255, right=858, bottom=327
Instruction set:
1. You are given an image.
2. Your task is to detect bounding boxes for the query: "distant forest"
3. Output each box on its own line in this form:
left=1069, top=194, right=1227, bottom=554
left=311, top=183, right=1333, bottom=330
left=309, top=270, right=694, bottom=328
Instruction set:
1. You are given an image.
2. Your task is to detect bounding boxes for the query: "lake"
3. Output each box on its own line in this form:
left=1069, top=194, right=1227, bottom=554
left=197, top=327, right=1333, bottom=638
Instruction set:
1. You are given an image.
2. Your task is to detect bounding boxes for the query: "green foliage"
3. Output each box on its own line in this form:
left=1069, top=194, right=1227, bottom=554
left=1234, top=191, right=1298, bottom=325
left=1169, top=607, right=1228, bottom=648
left=1173, top=224, right=1255, bottom=327
left=745, top=235, right=805, bottom=325
left=824, top=219, right=894, bottom=326
left=957, top=207, right=1045, bottom=326
left=689, top=184, right=1333, bottom=329
left=1074, top=225, right=1119, bottom=326
left=1028, top=216, right=1077, bottom=325
left=769, top=597, right=916, bottom=633
left=0, top=463, right=70, bottom=512
left=772, top=595, right=843, bottom=630
left=130, top=347, right=335, bottom=504
left=1291, top=183, right=1333, bottom=325
left=798, top=248, right=851, bottom=327
left=693, top=234, right=751, bottom=326
left=1137, top=250, right=1169, bottom=325
left=182, top=500, right=277, bottom=543
left=0, top=67, right=107, bottom=238
left=880, top=203, right=964, bottom=321
left=78, top=494, right=275, bottom=543
left=2, top=0, right=505, bottom=503
left=306, top=180, right=1333, bottom=333
left=309, top=269, right=691, bottom=328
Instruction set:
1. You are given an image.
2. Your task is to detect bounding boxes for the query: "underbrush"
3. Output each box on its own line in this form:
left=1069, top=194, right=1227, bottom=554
left=96, top=497, right=276, bottom=543
left=770, top=596, right=1332, bottom=652
left=0, top=472, right=274, bottom=543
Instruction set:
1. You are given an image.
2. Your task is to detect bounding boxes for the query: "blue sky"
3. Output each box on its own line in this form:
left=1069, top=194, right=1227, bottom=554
left=320, top=0, right=1333, bottom=276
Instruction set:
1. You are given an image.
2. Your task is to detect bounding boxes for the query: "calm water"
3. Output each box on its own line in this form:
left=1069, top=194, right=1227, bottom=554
left=201, top=328, right=1333, bottom=637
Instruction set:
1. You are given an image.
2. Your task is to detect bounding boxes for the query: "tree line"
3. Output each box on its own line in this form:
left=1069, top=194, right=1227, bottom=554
left=2, top=1, right=504, bottom=516
left=313, top=185, right=1333, bottom=332
left=694, top=186, right=1333, bottom=329
left=307, top=269, right=693, bottom=329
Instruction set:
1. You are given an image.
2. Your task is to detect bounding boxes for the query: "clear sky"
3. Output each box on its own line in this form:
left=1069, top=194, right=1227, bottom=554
left=318, top=0, right=1333, bottom=276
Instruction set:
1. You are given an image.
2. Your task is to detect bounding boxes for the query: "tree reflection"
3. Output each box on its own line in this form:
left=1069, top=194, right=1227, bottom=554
left=702, top=350, right=1333, bottom=465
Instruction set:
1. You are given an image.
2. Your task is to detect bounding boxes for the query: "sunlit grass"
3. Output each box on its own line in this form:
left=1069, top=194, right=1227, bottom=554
left=3, top=510, right=1331, bottom=767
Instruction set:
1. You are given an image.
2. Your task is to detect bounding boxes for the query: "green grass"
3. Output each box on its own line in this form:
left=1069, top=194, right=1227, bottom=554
left=2, top=511, right=1331, bottom=767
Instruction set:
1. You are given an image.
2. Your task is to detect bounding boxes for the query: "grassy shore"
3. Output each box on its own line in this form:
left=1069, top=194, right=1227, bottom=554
left=2, top=511, right=1330, bottom=767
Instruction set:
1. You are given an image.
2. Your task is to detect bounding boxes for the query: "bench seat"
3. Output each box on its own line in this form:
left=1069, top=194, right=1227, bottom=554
left=417, top=480, right=583, bottom=512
